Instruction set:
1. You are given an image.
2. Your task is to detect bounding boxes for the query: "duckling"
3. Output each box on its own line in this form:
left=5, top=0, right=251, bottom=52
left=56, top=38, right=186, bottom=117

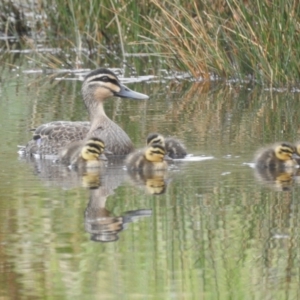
left=21, top=68, right=149, bottom=157
left=126, top=143, right=172, bottom=173
left=254, top=142, right=299, bottom=170
left=61, top=137, right=107, bottom=171
left=60, top=137, right=108, bottom=164
left=146, top=133, right=187, bottom=158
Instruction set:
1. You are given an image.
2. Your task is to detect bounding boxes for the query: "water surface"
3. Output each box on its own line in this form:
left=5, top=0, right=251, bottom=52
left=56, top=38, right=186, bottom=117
left=1, top=65, right=300, bottom=299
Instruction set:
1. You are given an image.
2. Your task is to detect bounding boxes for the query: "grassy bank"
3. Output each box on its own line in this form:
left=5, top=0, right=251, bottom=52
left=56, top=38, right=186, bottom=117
left=1, top=0, right=299, bottom=86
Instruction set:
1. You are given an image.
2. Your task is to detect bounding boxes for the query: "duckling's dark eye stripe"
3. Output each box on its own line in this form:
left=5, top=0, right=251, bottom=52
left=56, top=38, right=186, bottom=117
left=151, top=138, right=162, bottom=144
left=281, top=148, right=293, bottom=153
left=86, top=148, right=101, bottom=154
left=86, top=143, right=104, bottom=152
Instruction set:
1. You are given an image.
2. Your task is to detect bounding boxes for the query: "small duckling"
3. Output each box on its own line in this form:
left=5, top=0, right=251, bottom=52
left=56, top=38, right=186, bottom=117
left=60, top=137, right=107, bottom=170
left=126, top=143, right=172, bottom=173
left=146, top=133, right=187, bottom=158
left=254, top=142, right=299, bottom=169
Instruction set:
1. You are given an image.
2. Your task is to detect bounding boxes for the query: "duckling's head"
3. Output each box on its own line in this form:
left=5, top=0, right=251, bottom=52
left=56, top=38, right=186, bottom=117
left=146, top=133, right=165, bottom=147
left=144, top=144, right=168, bottom=163
left=274, top=143, right=297, bottom=161
left=81, top=138, right=107, bottom=161
left=82, top=68, right=149, bottom=107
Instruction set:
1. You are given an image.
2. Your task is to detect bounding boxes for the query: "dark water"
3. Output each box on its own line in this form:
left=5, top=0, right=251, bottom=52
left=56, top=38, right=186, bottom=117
left=1, top=65, right=300, bottom=299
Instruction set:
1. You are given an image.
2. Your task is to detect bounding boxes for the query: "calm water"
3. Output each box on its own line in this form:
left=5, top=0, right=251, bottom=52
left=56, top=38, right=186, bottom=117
left=1, top=64, right=300, bottom=299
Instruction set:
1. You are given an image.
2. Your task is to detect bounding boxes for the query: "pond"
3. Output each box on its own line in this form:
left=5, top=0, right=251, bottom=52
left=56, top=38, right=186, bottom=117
left=1, top=60, right=300, bottom=299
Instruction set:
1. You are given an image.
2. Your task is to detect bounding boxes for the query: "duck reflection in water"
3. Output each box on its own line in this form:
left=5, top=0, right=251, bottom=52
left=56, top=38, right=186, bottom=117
left=127, top=171, right=169, bottom=195
left=85, top=187, right=152, bottom=242
left=253, top=142, right=300, bottom=191
left=23, top=155, right=154, bottom=242
left=254, top=168, right=295, bottom=191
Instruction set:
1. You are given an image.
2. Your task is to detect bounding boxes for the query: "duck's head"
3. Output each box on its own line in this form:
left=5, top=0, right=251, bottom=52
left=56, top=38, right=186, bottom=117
left=82, top=68, right=149, bottom=106
left=144, top=143, right=172, bottom=163
left=274, top=143, right=298, bottom=161
left=146, top=133, right=165, bottom=147
left=81, top=137, right=107, bottom=161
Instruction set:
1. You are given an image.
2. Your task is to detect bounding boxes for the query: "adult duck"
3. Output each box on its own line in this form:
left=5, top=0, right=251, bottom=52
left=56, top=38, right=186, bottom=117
left=22, top=68, right=149, bottom=157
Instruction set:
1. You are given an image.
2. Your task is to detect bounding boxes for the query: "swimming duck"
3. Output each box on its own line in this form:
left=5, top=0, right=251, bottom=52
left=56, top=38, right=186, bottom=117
left=126, top=143, right=172, bottom=173
left=60, top=137, right=107, bottom=164
left=62, top=137, right=108, bottom=170
left=22, top=68, right=149, bottom=157
left=146, top=133, right=187, bottom=158
left=254, top=142, right=299, bottom=169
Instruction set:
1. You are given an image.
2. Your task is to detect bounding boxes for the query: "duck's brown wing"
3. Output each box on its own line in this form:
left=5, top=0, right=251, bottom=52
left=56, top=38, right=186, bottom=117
left=23, top=121, right=90, bottom=157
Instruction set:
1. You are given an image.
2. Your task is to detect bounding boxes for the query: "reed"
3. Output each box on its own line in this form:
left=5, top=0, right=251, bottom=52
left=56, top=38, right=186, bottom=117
left=1, top=0, right=299, bottom=85
left=145, top=0, right=300, bottom=86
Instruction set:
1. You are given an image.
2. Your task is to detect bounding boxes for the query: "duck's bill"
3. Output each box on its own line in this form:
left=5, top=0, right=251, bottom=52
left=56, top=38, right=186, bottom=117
left=115, top=84, right=149, bottom=100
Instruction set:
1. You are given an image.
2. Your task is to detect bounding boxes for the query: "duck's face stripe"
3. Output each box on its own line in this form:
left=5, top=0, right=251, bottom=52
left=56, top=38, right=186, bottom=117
left=86, top=147, right=101, bottom=155
left=86, top=74, right=121, bottom=93
left=145, top=144, right=167, bottom=162
left=86, top=142, right=105, bottom=154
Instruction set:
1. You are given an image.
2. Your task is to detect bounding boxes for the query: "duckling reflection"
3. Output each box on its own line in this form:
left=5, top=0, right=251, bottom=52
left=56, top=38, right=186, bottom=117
left=254, top=167, right=295, bottom=191
left=254, top=142, right=299, bottom=170
left=127, top=171, right=168, bottom=195
left=85, top=187, right=152, bottom=242
left=146, top=132, right=187, bottom=159
left=20, top=148, right=127, bottom=189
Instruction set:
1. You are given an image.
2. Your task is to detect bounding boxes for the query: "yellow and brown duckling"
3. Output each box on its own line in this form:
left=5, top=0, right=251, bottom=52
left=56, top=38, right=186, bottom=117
left=21, top=68, right=149, bottom=157
left=146, top=133, right=187, bottom=159
left=254, top=142, right=299, bottom=170
left=60, top=137, right=107, bottom=170
left=126, top=143, right=172, bottom=173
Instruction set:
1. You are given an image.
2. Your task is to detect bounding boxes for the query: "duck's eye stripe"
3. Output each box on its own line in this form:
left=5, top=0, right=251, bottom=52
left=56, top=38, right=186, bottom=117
left=281, top=148, right=293, bottom=154
left=152, top=138, right=162, bottom=143
left=89, top=77, right=119, bottom=86
left=86, top=148, right=100, bottom=154
left=86, top=143, right=103, bottom=152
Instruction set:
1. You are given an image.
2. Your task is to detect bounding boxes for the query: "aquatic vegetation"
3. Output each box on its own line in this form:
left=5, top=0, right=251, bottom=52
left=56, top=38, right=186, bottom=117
left=145, top=0, right=300, bottom=86
left=0, top=0, right=300, bottom=85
